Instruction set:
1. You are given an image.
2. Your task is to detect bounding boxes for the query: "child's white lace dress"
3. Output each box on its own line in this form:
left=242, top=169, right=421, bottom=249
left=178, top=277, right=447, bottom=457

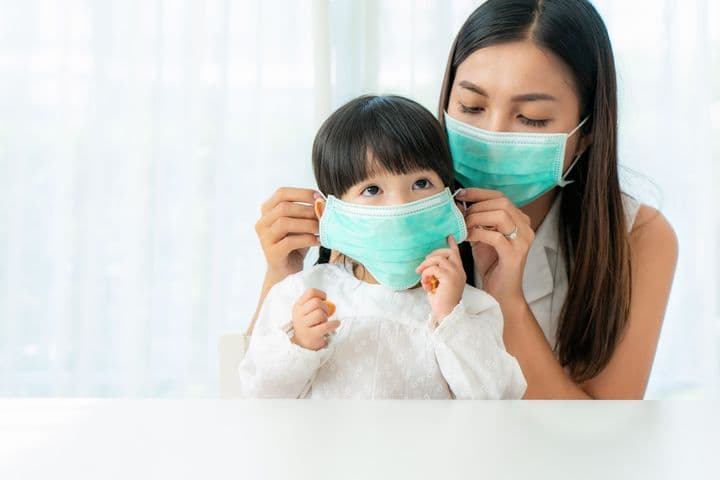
left=239, top=263, right=526, bottom=399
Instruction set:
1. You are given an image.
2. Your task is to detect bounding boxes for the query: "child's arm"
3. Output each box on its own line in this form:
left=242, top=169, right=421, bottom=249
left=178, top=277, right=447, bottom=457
left=239, top=276, right=338, bottom=398
left=417, top=236, right=526, bottom=399
left=429, top=293, right=527, bottom=399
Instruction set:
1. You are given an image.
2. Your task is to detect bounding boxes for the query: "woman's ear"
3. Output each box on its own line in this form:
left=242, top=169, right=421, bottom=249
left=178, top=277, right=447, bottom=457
left=576, top=132, right=593, bottom=158
left=314, top=198, right=325, bottom=219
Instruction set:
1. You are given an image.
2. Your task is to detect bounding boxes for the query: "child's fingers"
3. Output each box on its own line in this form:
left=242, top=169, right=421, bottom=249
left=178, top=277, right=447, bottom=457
left=417, top=255, right=457, bottom=275
left=446, top=236, right=464, bottom=269
left=421, top=267, right=442, bottom=292
left=303, top=309, right=329, bottom=328
left=417, top=255, right=444, bottom=273
left=427, top=249, right=463, bottom=270
left=428, top=256, right=456, bottom=273
left=312, top=319, right=341, bottom=337
left=298, top=296, right=329, bottom=316
left=426, top=247, right=453, bottom=258
left=297, top=288, right=327, bottom=305
left=447, top=235, right=460, bottom=254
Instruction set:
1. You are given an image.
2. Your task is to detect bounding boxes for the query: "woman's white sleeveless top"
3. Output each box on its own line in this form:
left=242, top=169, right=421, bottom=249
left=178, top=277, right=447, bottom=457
left=475, top=193, right=642, bottom=349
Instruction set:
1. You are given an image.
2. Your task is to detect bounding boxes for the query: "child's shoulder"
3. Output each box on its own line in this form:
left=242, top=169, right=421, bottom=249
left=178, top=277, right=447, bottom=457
left=273, top=262, right=349, bottom=293
left=299, top=262, right=350, bottom=287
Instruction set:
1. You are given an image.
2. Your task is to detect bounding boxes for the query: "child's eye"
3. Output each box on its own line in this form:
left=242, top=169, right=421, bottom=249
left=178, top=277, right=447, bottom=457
left=361, top=185, right=381, bottom=196
left=413, top=178, right=432, bottom=190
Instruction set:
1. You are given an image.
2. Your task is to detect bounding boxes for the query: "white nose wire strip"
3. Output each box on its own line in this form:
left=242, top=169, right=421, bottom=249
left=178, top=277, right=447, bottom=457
left=316, top=187, right=467, bottom=215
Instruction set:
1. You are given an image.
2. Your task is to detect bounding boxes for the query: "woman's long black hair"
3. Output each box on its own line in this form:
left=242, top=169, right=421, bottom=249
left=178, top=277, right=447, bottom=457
left=438, top=0, right=631, bottom=381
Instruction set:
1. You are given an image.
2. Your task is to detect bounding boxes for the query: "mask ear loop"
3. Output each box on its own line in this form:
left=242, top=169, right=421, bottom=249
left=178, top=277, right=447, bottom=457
left=568, top=116, right=589, bottom=138
left=313, top=191, right=328, bottom=241
left=559, top=154, right=582, bottom=187
left=559, top=116, right=590, bottom=187
left=452, top=188, right=467, bottom=211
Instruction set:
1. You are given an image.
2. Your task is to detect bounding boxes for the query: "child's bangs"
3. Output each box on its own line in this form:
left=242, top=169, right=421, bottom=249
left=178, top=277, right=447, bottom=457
left=312, top=95, right=454, bottom=197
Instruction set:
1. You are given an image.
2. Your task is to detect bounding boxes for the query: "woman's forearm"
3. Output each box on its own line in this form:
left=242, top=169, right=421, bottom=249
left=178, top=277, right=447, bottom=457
left=246, top=270, right=286, bottom=336
left=501, top=301, right=592, bottom=399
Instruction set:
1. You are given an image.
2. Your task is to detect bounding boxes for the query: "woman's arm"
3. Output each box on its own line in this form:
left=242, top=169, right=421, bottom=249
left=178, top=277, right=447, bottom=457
left=456, top=188, right=678, bottom=399
left=504, top=206, right=677, bottom=399
left=246, top=187, right=320, bottom=336
left=579, top=206, right=677, bottom=398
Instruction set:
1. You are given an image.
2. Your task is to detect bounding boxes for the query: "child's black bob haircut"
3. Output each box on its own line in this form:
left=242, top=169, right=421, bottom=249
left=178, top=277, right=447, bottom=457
left=312, top=95, right=454, bottom=197
left=312, top=94, right=456, bottom=266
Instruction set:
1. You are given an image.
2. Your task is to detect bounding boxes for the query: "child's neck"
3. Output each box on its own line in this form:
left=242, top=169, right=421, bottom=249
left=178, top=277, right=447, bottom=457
left=351, top=263, right=378, bottom=284
left=329, top=250, right=378, bottom=284
left=329, top=251, right=421, bottom=289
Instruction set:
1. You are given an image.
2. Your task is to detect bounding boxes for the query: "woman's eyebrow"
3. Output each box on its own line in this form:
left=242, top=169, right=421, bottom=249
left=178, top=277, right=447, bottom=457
left=511, top=92, right=558, bottom=102
left=459, top=80, right=557, bottom=102
left=458, top=80, right=488, bottom=96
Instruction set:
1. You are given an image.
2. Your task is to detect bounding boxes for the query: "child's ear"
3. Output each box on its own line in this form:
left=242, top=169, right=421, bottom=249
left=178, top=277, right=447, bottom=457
left=314, top=198, right=325, bottom=219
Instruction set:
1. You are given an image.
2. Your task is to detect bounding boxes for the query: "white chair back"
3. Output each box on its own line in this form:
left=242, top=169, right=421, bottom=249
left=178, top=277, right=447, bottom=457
left=218, top=334, right=248, bottom=398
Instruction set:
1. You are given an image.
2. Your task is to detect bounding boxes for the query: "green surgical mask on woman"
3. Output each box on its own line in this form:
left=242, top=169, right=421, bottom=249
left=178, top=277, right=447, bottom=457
left=445, top=112, right=589, bottom=207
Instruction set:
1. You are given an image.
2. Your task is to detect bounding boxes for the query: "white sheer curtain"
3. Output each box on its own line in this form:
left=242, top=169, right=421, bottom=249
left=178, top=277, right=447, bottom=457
left=0, top=0, right=717, bottom=398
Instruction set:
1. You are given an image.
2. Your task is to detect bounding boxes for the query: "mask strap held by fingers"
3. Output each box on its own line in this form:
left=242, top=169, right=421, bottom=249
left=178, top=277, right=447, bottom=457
left=452, top=188, right=467, bottom=211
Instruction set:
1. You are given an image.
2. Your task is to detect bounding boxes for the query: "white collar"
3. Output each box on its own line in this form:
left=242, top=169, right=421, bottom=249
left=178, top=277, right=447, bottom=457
left=532, top=192, right=563, bottom=252
left=521, top=193, right=563, bottom=304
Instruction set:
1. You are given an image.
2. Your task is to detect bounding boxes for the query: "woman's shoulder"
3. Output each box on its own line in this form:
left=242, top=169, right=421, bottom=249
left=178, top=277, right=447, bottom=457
left=620, top=193, right=676, bottom=241
left=622, top=195, right=678, bottom=266
left=296, top=262, right=358, bottom=292
left=632, top=205, right=677, bottom=246
left=620, top=193, right=642, bottom=233
left=300, top=262, right=348, bottom=281
left=266, top=263, right=350, bottom=302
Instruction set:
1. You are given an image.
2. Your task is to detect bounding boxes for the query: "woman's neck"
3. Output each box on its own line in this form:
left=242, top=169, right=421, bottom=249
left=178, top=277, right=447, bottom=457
left=522, top=188, right=560, bottom=231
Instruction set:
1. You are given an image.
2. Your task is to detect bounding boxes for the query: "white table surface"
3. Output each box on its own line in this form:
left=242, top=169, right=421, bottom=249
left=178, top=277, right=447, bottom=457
left=0, top=399, right=717, bottom=480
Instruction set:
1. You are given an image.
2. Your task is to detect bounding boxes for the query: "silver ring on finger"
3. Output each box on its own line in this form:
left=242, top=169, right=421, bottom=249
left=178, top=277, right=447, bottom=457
left=502, top=224, right=518, bottom=241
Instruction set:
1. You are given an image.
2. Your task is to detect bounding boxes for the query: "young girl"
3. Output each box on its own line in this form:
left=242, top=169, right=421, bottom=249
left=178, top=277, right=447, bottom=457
left=239, top=95, right=526, bottom=399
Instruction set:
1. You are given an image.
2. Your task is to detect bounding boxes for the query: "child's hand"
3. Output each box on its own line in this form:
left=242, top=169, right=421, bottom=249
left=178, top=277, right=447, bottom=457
left=416, top=236, right=467, bottom=324
left=290, top=288, right=340, bottom=351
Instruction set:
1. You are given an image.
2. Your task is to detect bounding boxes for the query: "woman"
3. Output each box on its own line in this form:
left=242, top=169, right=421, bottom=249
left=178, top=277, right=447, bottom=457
left=249, top=0, right=677, bottom=399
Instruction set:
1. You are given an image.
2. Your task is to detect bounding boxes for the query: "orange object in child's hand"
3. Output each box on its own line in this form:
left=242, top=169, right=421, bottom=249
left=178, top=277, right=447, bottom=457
left=324, top=300, right=336, bottom=317
left=428, top=276, right=439, bottom=294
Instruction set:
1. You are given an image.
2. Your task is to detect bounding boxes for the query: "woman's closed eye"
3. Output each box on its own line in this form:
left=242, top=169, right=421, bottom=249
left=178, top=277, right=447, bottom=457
left=459, top=102, right=483, bottom=114
left=518, top=115, right=549, bottom=128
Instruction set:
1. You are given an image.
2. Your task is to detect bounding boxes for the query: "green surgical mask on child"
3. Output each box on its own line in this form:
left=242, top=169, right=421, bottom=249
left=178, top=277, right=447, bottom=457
left=318, top=188, right=467, bottom=291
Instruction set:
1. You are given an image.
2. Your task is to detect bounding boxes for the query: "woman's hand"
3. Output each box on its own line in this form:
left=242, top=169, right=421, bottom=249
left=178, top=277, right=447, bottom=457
left=416, top=236, right=467, bottom=324
left=455, top=188, right=534, bottom=305
left=291, top=289, right=340, bottom=351
left=255, top=187, right=321, bottom=281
